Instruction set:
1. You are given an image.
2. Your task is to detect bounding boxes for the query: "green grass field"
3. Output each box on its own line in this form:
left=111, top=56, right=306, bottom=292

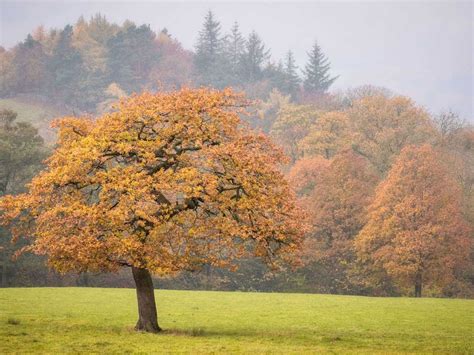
left=0, top=288, right=472, bottom=354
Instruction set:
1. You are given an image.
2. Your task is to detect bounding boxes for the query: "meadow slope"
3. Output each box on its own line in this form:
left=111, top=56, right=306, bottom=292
left=0, top=288, right=473, bottom=353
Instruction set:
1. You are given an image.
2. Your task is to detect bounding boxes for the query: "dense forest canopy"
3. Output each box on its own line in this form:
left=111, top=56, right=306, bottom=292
left=0, top=12, right=472, bottom=298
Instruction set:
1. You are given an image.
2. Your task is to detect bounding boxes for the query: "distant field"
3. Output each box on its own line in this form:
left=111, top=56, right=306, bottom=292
left=0, top=97, right=63, bottom=143
left=0, top=288, right=472, bottom=353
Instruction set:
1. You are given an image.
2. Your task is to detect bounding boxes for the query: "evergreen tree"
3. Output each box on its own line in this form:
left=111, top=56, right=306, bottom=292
left=303, top=40, right=338, bottom=94
left=107, top=23, right=158, bottom=93
left=194, top=11, right=227, bottom=87
left=12, top=34, right=48, bottom=94
left=282, top=50, right=301, bottom=97
left=264, top=61, right=287, bottom=93
left=224, top=21, right=245, bottom=86
left=48, top=25, right=85, bottom=106
left=240, top=31, right=270, bottom=83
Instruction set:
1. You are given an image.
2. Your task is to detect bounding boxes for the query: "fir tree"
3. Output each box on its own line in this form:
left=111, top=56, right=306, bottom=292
left=194, top=11, right=227, bottom=87
left=303, top=40, right=338, bottom=94
left=240, top=31, right=270, bottom=83
left=282, top=50, right=301, bottom=97
left=48, top=25, right=85, bottom=106
left=107, top=24, right=157, bottom=93
left=224, top=21, right=245, bottom=85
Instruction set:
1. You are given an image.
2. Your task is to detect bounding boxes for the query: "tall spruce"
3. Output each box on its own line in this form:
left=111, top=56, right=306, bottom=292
left=240, top=30, right=270, bottom=83
left=282, top=50, right=301, bottom=97
left=194, top=11, right=226, bottom=87
left=303, top=40, right=338, bottom=94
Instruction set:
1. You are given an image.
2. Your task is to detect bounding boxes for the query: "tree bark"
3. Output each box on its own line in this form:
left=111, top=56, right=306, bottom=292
left=414, top=272, right=422, bottom=298
left=132, top=267, right=161, bottom=333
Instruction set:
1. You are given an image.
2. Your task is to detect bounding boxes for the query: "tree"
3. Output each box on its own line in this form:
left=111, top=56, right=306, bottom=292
left=107, top=23, right=158, bottom=93
left=349, top=95, right=435, bottom=173
left=150, top=30, right=193, bottom=90
left=72, top=14, right=118, bottom=73
left=304, top=151, right=378, bottom=293
left=0, top=109, right=47, bottom=195
left=48, top=25, right=85, bottom=106
left=0, top=88, right=304, bottom=332
left=281, top=51, right=301, bottom=98
left=303, top=40, right=338, bottom=94
left=0, top=109, right=48, bottom=287
left=270, top=103, right=318, bottom=162
left=356, top=145, right=472, bottom=297
left=254, top=88, right=291, bottom=133
left=287, top=155, right=330, bottom=200
left=11, top=34, right=48, bottom=94
left=194, top=11, right=227, bottom=87
left=224, top=22, right=245, bottom=86
left=240, top=31, right=270, bottom=83
left=300, top=111, right=351, bottom=159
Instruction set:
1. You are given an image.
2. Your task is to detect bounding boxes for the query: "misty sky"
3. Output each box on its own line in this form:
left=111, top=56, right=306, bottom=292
left=1, top=1, right=472, bottom=120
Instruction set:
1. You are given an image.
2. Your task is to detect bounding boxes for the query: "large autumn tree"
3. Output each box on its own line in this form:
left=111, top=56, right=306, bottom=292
left=356, top=145, right=472, bottom=297
left=0, top=88, right=304, bottom=332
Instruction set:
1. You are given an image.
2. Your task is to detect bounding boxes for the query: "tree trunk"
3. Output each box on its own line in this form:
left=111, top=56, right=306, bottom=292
left=132, top=267, right=161, bottom=333
left=414, top=272, right=422, bottom=298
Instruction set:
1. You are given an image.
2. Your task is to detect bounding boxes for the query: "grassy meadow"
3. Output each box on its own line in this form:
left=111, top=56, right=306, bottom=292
left=0, top=288, right=472, bottom=353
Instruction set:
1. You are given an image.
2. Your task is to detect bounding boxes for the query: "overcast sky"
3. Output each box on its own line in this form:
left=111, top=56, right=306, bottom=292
left=1, top=1, right=472, bottom=120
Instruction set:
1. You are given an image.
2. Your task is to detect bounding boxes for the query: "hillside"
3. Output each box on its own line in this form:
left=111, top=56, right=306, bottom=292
left=1, top=288, right=472, bottom=353
left=0, top=97, right=63, bottom=143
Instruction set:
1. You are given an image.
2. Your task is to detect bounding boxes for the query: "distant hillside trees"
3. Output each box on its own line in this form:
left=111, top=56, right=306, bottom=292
left=0, top=12, right=342, bottom=112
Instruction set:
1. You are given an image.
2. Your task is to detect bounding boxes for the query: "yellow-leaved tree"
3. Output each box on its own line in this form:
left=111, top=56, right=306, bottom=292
left=300, top=111, right=351, bottom=159
left=356, top=145, right=472, bottom=297
left=349, top=95, right=435, bottom=173
left=0, top=88, right=304, bottom=332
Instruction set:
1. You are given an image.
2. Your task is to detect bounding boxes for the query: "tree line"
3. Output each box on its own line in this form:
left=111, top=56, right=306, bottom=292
left=0, top=11, right=337, bottom=113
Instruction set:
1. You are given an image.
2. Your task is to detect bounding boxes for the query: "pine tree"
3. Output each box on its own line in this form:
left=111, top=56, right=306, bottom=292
left=48, top=25, right=85, bottom=106
left=224, top=21, right=245, bottom=85
left=107, top=23, right=158, bottom=93
left=282, top=50, right=300, bottom=97
left=240, top=31, right=270, bottom=83
left=194, top=11, right=226, bottom=87
left=264, top=61, right=287, bottom=94
left=303, top=40, right=338, bottom=94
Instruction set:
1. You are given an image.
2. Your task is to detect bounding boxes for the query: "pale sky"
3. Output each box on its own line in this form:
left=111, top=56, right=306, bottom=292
left=1, top=1, right=472, bottom=120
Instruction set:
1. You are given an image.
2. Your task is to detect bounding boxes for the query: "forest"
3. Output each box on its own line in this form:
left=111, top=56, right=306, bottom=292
left=0, top=11, right=473, bottom=299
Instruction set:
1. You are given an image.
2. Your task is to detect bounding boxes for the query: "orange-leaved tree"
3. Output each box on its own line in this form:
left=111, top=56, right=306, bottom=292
left=356, top=144, right=472, bottom=297
left=0, top=88, right=304, bottom=332
left=304, top=151, right=378, bottom=293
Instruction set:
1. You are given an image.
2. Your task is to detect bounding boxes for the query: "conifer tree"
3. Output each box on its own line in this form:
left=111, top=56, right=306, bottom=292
left=224, top=21, right=245, bottom=85
left=240, top=31, right=270, bottom=83
left=107, top=23, right=157, bottom=93
left=48, top=25, right=84, bottom=106
left=194, top=11, right=226, bottom=87
left=282, top=50, right=300, bottom=97
left=303, top=40, right=338, bottom=94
